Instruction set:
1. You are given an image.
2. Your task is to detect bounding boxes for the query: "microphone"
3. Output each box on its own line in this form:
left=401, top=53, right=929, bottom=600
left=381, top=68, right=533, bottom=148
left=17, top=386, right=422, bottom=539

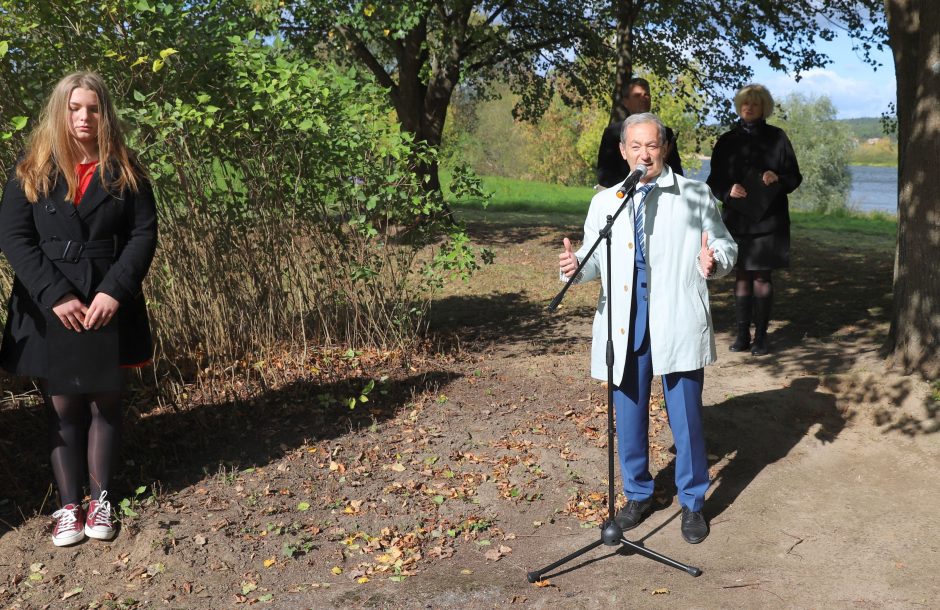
left=615, top=165, right=648, bottom=199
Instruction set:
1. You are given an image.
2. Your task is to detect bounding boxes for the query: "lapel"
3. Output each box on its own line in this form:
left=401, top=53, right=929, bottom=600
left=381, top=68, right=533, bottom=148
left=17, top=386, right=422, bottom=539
left=76, top=163, right=119, bottom=222
left=644, top=167, right=676, bottom=257
left=41, top=176, right=84, bottom=240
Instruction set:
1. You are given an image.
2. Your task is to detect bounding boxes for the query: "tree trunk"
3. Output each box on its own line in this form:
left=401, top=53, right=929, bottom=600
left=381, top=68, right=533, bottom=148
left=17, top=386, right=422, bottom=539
left=386, top=12, right=455, bottom=203
left=885, top=0, right=940, bottom=375
left=609, top=0, right=639, bottom=123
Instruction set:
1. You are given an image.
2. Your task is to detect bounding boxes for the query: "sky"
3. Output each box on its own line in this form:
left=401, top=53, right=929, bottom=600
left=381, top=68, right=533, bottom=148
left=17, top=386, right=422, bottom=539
left=745, top=31, right=895, bottom=120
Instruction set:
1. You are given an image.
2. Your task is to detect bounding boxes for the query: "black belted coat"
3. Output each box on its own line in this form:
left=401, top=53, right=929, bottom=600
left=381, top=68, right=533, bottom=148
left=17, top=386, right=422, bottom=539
left=0, top=164, right=157, bottom=377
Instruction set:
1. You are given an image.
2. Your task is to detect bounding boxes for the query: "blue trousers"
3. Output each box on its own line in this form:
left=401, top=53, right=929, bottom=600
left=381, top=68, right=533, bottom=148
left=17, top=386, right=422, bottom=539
left=613, top=267, right=709, bottom=511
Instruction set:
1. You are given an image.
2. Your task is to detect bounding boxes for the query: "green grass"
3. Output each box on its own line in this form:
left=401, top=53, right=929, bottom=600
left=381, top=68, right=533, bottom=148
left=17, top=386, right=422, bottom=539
left=790, top=208, right=896, bottom=236
left=848, top=161, right=898, bottom=168
left=444, top=172, right=897, bottom=251
left=790, top=208, right=896, bottom=253
left=442, top=172, right=596, bottom=215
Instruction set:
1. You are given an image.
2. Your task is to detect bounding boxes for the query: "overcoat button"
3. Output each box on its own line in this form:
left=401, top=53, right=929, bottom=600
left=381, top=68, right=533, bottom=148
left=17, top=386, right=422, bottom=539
left=627, top=242, right=633, bottom=249
left=45, top=204, right=56, bottom=214
left=620, top=328, right=625, bottom=335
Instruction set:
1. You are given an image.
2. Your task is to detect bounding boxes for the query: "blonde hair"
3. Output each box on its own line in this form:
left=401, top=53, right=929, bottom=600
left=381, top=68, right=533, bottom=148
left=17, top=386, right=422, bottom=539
left=733, top=83, right=775, bottom=119
left=16, top=71, right=142, bottom=203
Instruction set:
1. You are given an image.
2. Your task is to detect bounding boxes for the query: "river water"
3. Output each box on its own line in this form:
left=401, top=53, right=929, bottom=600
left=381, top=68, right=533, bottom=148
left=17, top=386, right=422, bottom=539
left=688, top=159, right=898, bottom=215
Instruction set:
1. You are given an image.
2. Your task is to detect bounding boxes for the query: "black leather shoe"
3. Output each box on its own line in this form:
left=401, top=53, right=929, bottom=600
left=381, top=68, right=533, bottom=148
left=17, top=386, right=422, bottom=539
left=615, top=498, right=653, bottom=531
left=680, top=506, right=709, bottom=544
left=750, top=333, right=769, bottom=355
left=729, top=324, right=751, bottom=352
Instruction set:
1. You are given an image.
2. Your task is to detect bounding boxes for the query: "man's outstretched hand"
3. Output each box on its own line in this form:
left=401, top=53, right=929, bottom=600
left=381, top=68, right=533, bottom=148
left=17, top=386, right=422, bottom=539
left=699, top=232, right=716, bottom=277
left=559, top=237, right=578, bottom=278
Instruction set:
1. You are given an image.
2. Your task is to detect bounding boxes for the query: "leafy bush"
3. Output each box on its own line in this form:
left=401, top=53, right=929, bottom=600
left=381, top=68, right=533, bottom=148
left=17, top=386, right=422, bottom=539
left=771, top=94, right=853, bottom=213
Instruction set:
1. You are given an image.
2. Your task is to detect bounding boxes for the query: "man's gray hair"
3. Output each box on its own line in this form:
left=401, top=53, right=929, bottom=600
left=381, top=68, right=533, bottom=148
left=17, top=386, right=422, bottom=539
left=620, top=112, right=667, bottom=145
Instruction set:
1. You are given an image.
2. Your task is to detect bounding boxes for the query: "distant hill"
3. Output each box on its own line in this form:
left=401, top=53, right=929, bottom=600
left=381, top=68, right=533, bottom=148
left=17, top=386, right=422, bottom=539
left=838, top=117, right=896, bottom=142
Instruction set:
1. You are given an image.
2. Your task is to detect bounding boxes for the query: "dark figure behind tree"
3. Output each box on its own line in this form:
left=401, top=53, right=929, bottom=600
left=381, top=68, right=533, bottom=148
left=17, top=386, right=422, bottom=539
left=596, top=77, right=683, bottom=187
left=706, top=84, right=802, bottom=355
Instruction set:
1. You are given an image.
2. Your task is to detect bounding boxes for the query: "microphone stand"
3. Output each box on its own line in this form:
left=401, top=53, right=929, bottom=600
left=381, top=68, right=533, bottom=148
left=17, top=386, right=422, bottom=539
left=531, top=182, right=701, bottom=583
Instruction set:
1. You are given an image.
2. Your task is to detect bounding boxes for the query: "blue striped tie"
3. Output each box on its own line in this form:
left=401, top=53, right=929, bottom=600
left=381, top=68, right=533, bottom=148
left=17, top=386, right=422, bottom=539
left=634, top=183, right=655, bottom=259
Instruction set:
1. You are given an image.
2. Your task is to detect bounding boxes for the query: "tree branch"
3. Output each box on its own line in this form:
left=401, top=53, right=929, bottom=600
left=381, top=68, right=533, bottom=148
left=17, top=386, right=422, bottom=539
left=336, top=25, right=397, bottom=92
left=465, top=33, right=578, bottom=73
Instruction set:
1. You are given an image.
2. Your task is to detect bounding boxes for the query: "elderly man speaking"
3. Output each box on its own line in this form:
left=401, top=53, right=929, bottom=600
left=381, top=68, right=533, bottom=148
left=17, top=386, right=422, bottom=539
left=559, top=113, right=737, bottom=544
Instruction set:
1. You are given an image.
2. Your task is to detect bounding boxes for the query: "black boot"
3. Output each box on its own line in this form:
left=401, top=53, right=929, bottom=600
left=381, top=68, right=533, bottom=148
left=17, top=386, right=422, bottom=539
left=751, top=296, right=772, bottom=355
left=729, top=295, right=752, bottom=352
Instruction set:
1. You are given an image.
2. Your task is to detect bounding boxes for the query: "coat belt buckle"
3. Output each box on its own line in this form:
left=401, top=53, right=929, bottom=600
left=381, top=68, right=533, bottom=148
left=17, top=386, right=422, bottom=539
left=62, top=240, right=84, bottom=263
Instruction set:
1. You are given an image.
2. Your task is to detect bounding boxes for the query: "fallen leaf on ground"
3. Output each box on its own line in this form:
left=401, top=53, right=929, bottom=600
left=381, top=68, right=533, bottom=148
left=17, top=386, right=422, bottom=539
left=61, top=587, right=83, bottom=600
left=534, top=580, right=555, bottom=588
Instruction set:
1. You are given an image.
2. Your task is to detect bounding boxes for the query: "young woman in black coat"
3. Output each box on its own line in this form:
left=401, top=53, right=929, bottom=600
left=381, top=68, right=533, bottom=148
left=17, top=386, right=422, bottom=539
left=706, top=84, right=801, bottom=355
left=0, top=72, right=157, bottom=546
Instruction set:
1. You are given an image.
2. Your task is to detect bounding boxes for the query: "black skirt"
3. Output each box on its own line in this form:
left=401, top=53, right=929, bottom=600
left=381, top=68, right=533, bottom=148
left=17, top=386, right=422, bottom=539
left=733, top=230, right=790, bottom=271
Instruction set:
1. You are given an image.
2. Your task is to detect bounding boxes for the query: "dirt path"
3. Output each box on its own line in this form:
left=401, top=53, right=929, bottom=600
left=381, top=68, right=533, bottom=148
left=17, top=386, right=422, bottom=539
left=1, top=214, right=938, bottom=609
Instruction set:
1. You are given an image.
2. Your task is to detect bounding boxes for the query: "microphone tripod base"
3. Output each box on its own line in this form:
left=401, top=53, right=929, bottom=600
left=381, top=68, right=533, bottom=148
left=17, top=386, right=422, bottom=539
left=601, top=521, right=623, bottom=546
left=525, top=519, right=702, bottom=583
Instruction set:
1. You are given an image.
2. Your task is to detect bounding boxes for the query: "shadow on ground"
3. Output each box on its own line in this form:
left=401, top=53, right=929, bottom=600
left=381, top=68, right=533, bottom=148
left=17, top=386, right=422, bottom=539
left=710, top=234, right=894, bottom=378
left=702, top=377, right=849, bottom=520
left=642, top=378, right=848, bottom=522
left=0, top=369, right=460, bottom=532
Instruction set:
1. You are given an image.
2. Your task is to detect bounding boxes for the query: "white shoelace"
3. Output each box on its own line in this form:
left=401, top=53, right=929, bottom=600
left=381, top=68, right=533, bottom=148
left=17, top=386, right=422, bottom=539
left=53, top=506, right=79, bottom=530
left=89, top=491, right=112, bottom=527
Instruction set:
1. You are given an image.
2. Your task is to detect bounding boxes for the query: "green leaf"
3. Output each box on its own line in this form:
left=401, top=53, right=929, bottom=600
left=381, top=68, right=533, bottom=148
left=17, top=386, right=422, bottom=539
left=0, top=41, right=8, bottom=57
left=10, top=116, right=27, bottom=130
left=258, top=593, right=273, bottom=602
left=432, top=495, right=445, bottom=505
left=296, top=502, right=310, bottom=511
left=159, top=47, right=178, bottom=59
left=152, top=58, right=165, bottom=72
left=133, top=90, right=146, bottom=102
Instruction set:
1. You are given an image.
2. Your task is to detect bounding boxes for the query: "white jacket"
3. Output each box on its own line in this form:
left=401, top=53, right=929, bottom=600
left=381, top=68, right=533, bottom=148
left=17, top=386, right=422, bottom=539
left=566, top=166, right=737, bottom=379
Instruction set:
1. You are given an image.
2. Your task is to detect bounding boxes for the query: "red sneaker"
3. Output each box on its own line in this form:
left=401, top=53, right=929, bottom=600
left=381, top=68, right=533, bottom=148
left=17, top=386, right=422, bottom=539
left=52, top=504, right=85, bottom=547
left=85, top=491, right=117, bottom=540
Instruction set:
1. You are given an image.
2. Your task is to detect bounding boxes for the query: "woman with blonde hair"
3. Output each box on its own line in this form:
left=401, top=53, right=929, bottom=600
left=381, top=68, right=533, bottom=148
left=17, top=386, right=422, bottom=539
left=707, top=84, right=801, bottom=356
left=0, top=72, right=157, bottom=546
